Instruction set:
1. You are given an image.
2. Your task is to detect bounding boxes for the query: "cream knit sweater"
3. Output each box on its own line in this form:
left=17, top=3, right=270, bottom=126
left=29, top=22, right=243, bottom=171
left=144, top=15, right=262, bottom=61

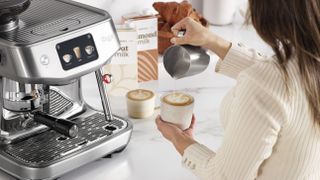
left=182, top=43, right=320, bottom=180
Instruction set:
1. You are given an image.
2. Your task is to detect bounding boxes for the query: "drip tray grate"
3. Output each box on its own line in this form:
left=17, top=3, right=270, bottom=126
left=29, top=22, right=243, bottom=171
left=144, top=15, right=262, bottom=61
left=1, top=113, right=127, bottom=167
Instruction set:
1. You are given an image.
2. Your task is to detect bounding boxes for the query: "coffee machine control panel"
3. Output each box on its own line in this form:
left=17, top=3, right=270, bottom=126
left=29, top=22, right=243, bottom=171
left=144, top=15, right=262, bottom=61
left=56, top=34, right=99, bottom=71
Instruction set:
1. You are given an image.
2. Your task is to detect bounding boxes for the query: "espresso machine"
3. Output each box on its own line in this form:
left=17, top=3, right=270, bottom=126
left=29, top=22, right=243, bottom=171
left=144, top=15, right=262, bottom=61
left=0, top=0, right=133, bottom=179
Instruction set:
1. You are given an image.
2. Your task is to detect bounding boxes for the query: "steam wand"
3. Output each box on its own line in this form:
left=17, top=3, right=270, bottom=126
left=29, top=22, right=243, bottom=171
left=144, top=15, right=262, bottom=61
left=95, top=68, right=113, bottom=121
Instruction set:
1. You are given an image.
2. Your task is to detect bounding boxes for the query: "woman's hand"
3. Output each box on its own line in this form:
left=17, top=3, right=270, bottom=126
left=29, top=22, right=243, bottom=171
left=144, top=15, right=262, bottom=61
left=156, top=115, right=197, bottom=156
left=171, top=17, right=232, bottom=59
left=171, top=17, right=212, bottom=48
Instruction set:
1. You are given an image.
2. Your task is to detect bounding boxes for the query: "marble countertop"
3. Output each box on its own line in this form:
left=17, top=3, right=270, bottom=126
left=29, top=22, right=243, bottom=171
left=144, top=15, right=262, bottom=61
left=0, top=14, right=272, bottom=180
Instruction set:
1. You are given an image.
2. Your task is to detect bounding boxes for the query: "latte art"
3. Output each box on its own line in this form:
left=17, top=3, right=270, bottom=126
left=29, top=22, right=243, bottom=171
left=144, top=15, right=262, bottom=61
left=127, top=89, right=154, bottom=101
left=162, top=92, right=194, bottom=106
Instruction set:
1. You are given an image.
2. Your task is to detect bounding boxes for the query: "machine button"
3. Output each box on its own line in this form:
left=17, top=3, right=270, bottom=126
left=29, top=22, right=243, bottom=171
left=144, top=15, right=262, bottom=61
left=62, top=54, right=72, bottom=63
left=85, top=45, right=95, bottom=55
left=40, top=55, right=50, bottom=65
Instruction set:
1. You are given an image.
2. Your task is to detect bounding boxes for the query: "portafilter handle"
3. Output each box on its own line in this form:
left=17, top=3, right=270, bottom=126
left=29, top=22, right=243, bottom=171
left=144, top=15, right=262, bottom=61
left=34, top=112, right=79, bottom=138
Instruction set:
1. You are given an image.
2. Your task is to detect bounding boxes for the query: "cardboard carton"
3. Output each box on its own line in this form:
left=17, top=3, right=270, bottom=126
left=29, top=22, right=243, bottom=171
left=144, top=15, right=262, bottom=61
left=103, top=25, right=138, bottom=96
left=122, top=11, right=158, bottom=82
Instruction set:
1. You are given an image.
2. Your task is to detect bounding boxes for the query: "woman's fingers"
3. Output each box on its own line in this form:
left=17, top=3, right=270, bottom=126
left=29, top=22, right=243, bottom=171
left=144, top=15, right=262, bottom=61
left=171, top=18, right=192, bottom=39
left=155, top=115, right=163, bottom=130
left=171, top=29, right=180, bottom=36
left=189, top=114, right=196, bottom=129
left=182, top=115, right=196, bottom=137
left=171, top=17, right=189, bottom=32
left=156, top=116, right=174, bottom=129
left=171, top=18, right=192, bottom=45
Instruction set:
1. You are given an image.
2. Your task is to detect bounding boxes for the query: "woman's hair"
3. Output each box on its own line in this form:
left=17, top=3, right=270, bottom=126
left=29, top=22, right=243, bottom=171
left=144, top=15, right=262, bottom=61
left=247, top=0, right=320, bottom=124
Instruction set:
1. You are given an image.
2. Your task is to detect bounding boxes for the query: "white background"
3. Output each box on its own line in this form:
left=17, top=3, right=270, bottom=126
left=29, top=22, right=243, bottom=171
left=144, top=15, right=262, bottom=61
left=0, top=1, right=271, bottom=180
left=73, top=0, right=248, bottom=24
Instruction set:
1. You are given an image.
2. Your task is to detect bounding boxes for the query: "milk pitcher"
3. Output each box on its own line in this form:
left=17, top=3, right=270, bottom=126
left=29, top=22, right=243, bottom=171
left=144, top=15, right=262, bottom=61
left=163, top=33, right=210, bottom=79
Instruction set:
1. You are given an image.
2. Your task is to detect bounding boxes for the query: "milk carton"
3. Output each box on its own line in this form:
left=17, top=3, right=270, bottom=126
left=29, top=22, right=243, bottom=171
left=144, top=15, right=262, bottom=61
left=122, top=10, right=158, bottom=82
left=103, top=24, right=138, bottom=97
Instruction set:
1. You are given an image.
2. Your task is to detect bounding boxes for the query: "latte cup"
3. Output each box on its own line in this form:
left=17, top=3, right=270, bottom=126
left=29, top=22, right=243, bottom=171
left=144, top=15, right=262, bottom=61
left=126, top=89, right=155, bottom=119
left=160, top=92, right=194, bottom=130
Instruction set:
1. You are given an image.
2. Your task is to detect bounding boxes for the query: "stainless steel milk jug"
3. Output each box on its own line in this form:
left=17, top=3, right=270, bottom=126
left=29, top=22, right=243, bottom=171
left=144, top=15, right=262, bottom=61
left=163, top=44, right=210, bottom=79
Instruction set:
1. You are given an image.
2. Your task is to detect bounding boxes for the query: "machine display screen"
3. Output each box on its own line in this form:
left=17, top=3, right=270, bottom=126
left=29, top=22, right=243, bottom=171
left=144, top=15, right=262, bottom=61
left=56, top=34, right=99, bottom=70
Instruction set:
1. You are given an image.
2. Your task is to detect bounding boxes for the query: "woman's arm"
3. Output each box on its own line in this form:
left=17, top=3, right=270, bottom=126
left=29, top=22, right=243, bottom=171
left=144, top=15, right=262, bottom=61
left=171, top=17, right=232, bottom=59
left=157, top=64, right=287, bottom=179
left=182, top=70, right=286, bottom=179
left=171, top=18, right=268, bottom=79
left=215, top=42, right=267, bottom=79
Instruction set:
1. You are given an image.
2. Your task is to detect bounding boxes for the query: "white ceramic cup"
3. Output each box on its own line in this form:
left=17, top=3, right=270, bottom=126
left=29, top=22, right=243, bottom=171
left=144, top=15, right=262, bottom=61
left=160, top=92, right=194, bottom=130
left=126, top=89, right=155, bottom=119
left=203, top=0, right=236, bottom=25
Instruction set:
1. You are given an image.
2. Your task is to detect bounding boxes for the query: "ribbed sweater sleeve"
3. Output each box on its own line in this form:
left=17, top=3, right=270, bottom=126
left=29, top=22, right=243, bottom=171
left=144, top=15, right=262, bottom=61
left=215, top=42, right=267, bottom=79
left=182, top=43, right=286, bottom=180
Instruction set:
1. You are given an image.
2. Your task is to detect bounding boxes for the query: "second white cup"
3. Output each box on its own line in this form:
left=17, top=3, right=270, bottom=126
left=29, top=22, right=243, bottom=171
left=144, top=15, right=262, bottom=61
left=126, top=89, right=155, bottom=119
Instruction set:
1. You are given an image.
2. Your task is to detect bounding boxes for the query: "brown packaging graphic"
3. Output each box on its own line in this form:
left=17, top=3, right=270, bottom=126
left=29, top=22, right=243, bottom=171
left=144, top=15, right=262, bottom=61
left=122, top=11, right=158, bottom=82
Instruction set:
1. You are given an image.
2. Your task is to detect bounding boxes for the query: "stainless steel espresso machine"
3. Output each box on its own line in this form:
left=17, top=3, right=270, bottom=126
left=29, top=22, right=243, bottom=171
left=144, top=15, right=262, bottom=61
left=0, top=0, right=133, bottom=179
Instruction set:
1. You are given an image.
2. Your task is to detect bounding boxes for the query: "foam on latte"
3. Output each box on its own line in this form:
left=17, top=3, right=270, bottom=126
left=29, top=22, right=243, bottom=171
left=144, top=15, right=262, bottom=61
left=127, top=89, right=154, bottom=101
left=162, top=92, right=194, bottom=106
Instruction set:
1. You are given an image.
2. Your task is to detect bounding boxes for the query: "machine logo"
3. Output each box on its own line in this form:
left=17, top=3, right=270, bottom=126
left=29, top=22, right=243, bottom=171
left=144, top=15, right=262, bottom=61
left=101, top=35, right=115, bottom=42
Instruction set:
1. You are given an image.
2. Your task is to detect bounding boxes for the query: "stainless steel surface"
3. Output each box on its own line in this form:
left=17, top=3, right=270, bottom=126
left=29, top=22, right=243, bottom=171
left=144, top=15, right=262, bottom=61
left=4, top=113, right=127, bottom=166
left=0, top=77, right=3, bottom=136
left=0, top=1, right=132, bottom=179
left=0, top=0, right=120, bottom=85
left=95, top=69, right=114, bottom=121
left=2, top=78, right=42, bottom=112
left=0, top=0, right=30, bottom=32
left=0, top=0, right=106, bottom=44
left=0, top=84, right=133, bottom=180
left=163, top=45, right=210, bottom=79
left=0, top=112, right=132, bottom=180
left=0, top=20, right=19, bottom=32
left=0, top=87, right=77, bottom=143
left=48, top=89, right=74, bottom=117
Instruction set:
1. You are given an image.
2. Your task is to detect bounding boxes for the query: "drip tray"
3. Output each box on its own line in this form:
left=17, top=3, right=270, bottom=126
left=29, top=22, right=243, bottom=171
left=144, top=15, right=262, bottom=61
left=1, top=113, right=127, bottom=168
